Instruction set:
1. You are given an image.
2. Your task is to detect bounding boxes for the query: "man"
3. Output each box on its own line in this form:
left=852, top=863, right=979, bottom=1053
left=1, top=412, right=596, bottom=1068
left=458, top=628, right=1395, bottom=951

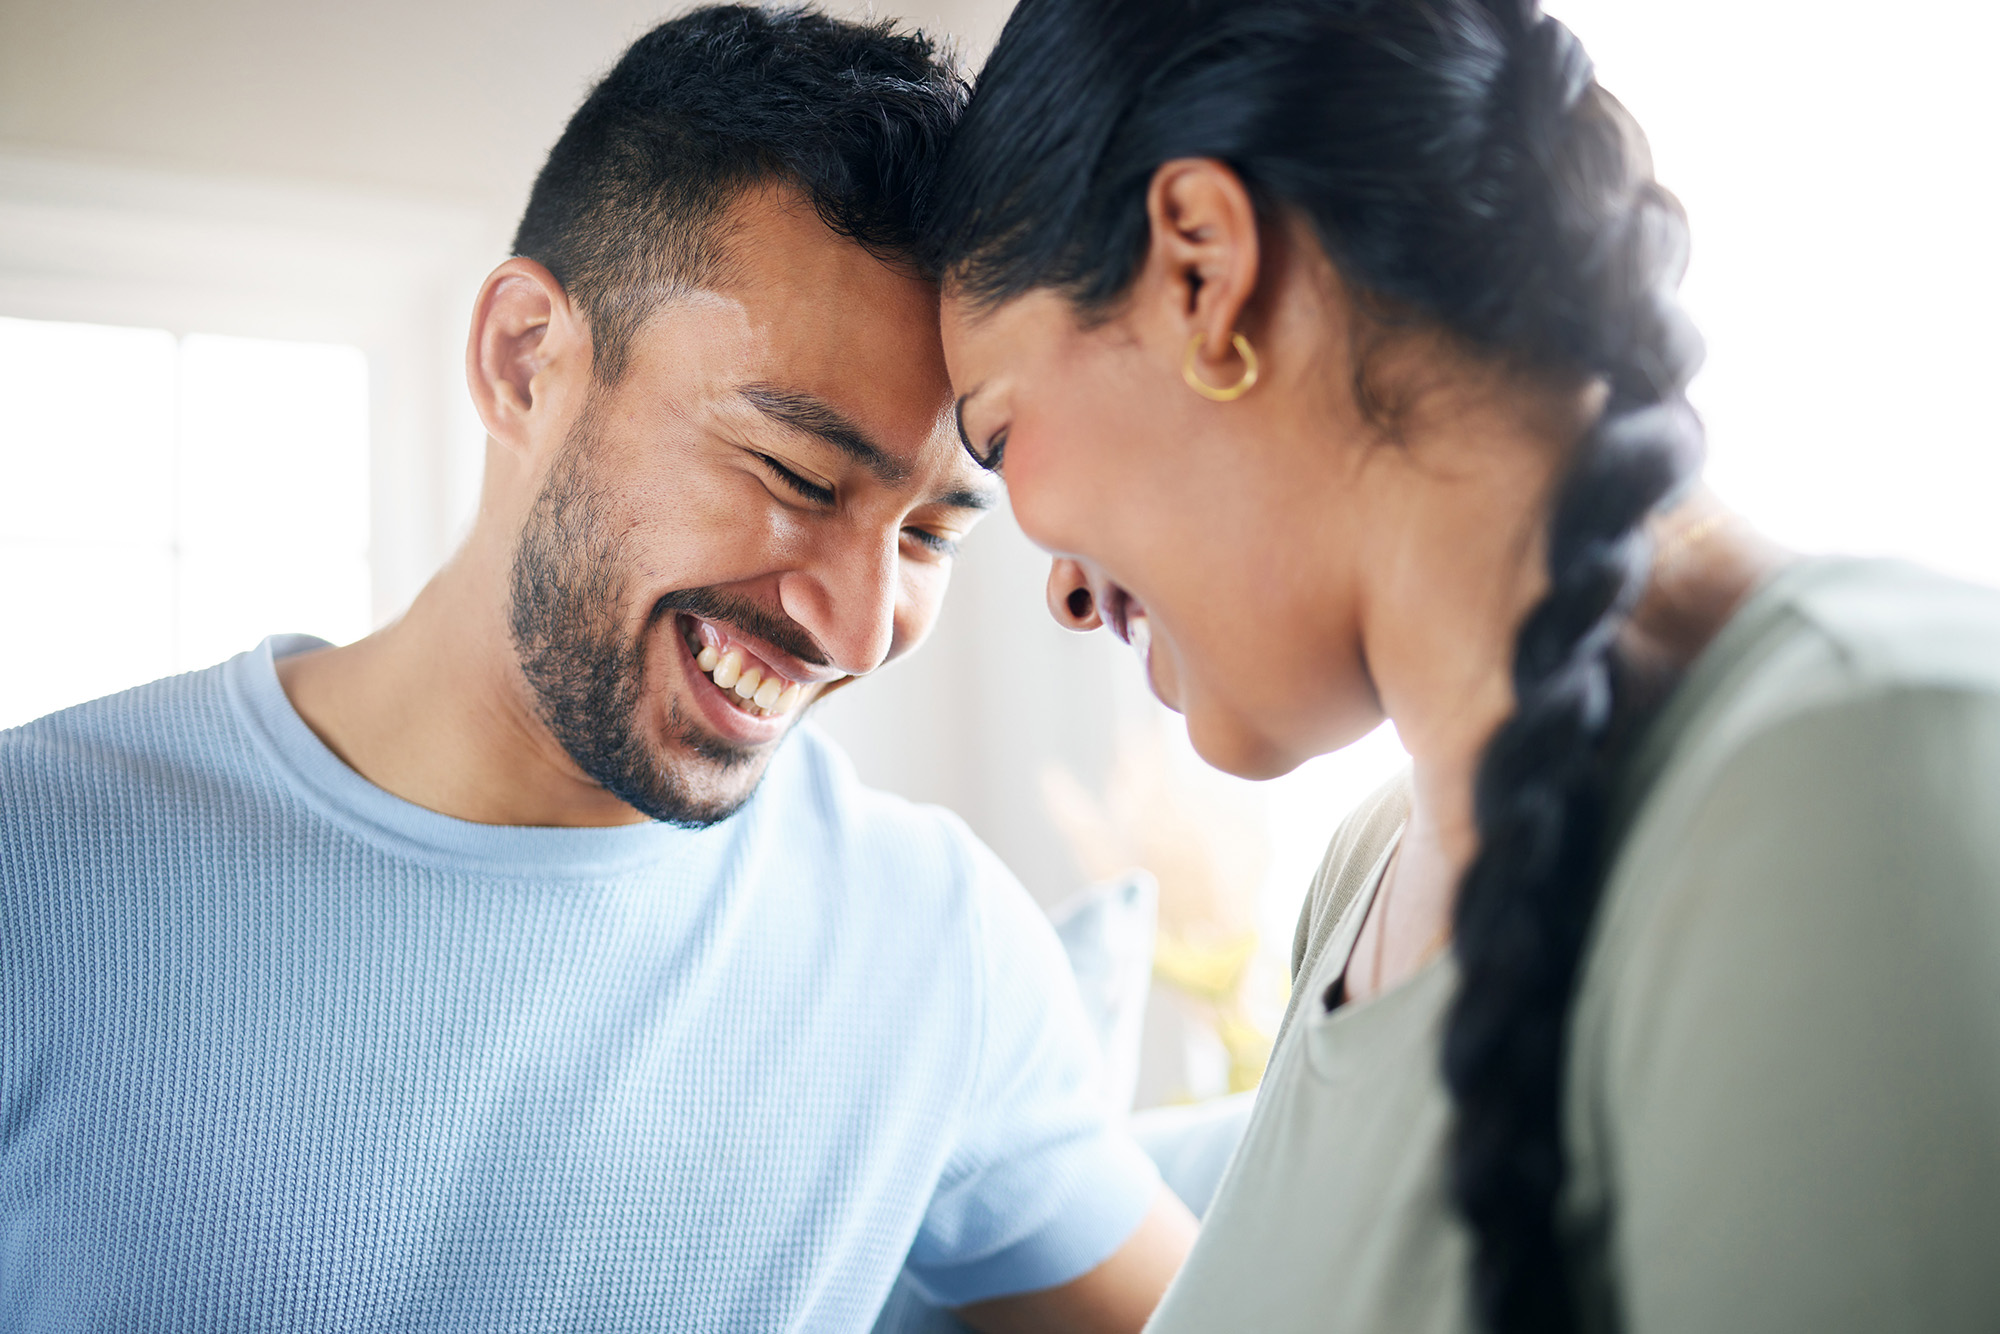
left=0, top=8, right=1192, bottom=1329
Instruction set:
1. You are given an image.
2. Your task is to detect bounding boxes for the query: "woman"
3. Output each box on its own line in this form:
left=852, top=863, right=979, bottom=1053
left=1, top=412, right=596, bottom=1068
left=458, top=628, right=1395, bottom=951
left=927, top=0, right=2000, bottom=1330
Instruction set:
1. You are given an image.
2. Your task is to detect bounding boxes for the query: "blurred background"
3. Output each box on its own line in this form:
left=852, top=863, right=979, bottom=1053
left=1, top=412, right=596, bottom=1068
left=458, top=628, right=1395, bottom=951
left=2, top=0, right=1994, bottom=1105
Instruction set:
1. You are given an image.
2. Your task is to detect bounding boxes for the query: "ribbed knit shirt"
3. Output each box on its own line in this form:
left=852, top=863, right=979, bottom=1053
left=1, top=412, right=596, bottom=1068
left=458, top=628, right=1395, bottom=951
left=0, top=636, right=1157, bottom=1332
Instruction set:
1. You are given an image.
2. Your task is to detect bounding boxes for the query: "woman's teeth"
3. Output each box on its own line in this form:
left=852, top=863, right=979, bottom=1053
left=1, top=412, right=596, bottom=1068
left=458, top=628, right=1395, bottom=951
left=1127, top=610, right=1152, bottom=672
left=691, top=640, right=803, bottom=718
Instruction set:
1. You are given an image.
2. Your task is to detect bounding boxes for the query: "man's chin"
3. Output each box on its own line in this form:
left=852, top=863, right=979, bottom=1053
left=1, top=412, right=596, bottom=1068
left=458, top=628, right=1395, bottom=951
left=599, top=758, right=763, bottom=828
left=602, top=702, right=791, bottom=828
left=655, top=689, right=777, bottom=769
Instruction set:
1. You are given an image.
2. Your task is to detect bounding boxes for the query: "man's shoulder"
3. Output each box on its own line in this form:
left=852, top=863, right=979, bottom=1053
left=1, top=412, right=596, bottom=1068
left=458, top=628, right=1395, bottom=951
left=2, top=663, right=245, bottom=789
left=0, top=660, right=281, bottom=885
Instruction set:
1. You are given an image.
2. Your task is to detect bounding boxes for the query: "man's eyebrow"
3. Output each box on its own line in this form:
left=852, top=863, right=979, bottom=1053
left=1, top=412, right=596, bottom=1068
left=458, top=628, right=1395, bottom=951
left=739, top=383, right=911, bottom=486
left=933, top=484, right=1001, bottom=513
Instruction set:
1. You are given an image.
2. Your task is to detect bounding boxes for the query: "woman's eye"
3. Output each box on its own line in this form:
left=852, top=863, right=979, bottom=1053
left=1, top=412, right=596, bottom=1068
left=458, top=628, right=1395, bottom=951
left=955, top=396, right=1007, bottom=473
left=975, top=430, right=1008, bottom=473
left=758, top=455, right=835, bottom=506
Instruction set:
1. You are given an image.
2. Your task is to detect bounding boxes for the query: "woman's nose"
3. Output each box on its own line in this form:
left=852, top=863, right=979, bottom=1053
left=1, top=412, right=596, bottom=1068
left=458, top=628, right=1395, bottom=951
left=1045, top=558, right=1104, bottom=632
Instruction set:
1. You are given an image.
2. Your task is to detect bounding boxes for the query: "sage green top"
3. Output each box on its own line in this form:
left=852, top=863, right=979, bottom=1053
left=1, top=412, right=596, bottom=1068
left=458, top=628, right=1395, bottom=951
left=1148, top=558, right=2000, bottom=1332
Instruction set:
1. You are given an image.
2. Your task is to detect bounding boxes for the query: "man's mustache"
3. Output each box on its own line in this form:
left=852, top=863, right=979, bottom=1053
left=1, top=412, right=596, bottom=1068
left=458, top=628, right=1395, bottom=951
left=649, top=586, right=832, bottom=670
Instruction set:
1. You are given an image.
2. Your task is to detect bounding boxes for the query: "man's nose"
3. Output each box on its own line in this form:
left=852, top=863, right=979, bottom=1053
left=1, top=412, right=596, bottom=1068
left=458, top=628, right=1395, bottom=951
left=777, top=529, right=900, bottom=677
left=1046, top=558, right=1104, bottom=632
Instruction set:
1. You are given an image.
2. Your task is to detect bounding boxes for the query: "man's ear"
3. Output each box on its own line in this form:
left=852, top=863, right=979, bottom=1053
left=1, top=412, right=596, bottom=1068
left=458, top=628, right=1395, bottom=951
left=1139, top=158, right=1263, bottom=384
left=465, top=257, right=592, bottom=460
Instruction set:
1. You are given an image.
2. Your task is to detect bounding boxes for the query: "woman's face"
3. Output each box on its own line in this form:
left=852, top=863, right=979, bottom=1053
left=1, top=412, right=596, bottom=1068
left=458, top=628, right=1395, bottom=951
left=941, top=284, right=1387, bottom=779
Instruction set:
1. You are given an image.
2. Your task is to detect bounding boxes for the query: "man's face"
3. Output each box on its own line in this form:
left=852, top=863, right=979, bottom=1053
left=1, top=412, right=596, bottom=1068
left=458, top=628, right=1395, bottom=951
left=509, top=189, right=997, bottom=826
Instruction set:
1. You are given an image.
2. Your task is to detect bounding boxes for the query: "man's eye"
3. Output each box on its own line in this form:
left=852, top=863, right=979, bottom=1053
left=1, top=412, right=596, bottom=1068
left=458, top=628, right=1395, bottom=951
left=758, top=455, right=835, bottom=506
left=903, top=527, right=961, bottom=558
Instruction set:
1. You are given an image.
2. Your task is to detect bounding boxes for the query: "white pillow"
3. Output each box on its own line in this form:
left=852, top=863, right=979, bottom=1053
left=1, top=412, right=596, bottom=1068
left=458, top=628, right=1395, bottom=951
left=1046, top=870, right=1159, bottom=1119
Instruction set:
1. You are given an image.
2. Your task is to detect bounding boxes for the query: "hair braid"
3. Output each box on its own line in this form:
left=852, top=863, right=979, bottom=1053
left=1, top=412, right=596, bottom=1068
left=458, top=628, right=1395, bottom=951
left=1441, top=11, right=1706, bottom=1332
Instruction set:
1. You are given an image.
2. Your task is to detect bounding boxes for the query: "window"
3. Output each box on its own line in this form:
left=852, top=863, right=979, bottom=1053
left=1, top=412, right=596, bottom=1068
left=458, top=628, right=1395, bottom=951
left=0, top=315, right=370, bottom=727
left=0, top=149, right=492, bottom=731
left=1548, top=0, right=2000, bottom=587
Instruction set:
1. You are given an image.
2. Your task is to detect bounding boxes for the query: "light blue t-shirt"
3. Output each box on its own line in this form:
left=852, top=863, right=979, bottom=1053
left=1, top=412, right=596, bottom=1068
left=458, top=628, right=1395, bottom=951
left=0, top=637, right=1158, bottom=1331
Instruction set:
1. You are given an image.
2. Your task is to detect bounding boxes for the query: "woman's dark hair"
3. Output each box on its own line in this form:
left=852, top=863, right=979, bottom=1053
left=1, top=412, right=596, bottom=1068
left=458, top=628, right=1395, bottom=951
left=927, top=1, right=1704, bottom=1329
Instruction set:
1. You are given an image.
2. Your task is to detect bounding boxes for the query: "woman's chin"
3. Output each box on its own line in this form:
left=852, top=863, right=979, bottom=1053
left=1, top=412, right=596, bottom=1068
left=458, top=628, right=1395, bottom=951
left=1183, top=709, right=1310, bottom=782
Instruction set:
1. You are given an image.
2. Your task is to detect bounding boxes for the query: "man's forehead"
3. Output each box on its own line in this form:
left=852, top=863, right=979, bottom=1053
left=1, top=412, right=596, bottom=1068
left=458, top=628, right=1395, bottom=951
left=648, top=186, right=969, bottom=489
left=707, top=184, right=935, bottom=320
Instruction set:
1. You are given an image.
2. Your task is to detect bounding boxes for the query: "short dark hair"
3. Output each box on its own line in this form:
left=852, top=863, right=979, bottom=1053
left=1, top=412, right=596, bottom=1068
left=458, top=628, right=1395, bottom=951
left=513, top=4, right=967, bottom=382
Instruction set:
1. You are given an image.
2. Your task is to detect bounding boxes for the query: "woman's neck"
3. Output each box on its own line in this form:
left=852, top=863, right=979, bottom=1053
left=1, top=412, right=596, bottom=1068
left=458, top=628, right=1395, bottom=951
left=1330, top=386, right=1554, bottom=999
left=1335, top=372, right=1784, bottom=1003
left=1621, top=493, right=1793, bottom=703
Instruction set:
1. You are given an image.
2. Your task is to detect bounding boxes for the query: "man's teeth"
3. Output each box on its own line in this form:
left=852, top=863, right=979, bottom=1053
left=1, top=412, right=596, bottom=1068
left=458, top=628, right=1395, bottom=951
left=690, top=639, right=804, bottom=717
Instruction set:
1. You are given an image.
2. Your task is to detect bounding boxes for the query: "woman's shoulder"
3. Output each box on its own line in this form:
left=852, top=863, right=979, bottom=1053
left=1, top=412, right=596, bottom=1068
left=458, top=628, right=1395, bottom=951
left=1657, top=556, right=2000, bottom=765
left=1276, top=769, right=1412, bottom=1039
left=1601, top=558, right=2000, bottom=882
left=1567, top=559, right=2000, bottom=1329
left=1579, top=554, right=2000, bottom=1148
left=1606, top=556, right=2000, bottom=944
left=1784, top=556, right=2000, bottom=681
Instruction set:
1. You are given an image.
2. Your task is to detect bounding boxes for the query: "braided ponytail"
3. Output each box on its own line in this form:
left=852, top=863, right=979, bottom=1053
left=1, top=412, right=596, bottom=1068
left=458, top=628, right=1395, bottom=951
left=1442, top=12, right=1706, bottom=1332
left=928, top=2, right=1706, bottom=1327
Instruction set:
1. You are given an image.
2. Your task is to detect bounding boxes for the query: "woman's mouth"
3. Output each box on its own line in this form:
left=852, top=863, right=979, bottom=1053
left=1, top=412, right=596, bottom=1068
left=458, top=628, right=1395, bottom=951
left=1102, top=584, right=1153, bottom=679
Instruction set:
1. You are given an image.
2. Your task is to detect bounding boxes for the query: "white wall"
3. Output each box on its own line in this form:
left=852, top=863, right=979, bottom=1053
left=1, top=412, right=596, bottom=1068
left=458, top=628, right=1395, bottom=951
left=0, top=0, right=1009, bottom=222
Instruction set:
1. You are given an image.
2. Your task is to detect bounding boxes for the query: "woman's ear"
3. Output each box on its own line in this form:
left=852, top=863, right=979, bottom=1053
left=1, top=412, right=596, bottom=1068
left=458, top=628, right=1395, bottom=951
left=1141, top=159, right=1263, bottom=380
left=465, top=257, right=590, bottom=461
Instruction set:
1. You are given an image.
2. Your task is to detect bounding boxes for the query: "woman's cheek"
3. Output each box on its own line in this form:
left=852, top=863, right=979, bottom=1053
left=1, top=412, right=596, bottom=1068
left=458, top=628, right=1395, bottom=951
left=1001, top=425, right=1087, bottom=558
left=1143, top=631, right=1182, bottom=713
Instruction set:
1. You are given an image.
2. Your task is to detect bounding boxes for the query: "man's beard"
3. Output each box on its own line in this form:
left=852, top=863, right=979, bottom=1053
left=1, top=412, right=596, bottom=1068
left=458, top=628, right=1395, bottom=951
left=506, top=414, right=802, bottom=828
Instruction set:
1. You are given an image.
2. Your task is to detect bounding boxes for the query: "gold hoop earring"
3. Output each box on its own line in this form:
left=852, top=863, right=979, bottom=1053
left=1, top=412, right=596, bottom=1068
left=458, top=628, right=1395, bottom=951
left=1182, top=332, right=1260, bottom=402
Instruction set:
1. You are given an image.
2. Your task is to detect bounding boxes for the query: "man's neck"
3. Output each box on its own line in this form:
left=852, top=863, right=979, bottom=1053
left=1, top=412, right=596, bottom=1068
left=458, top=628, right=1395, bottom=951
left=275, top=543, right=650, bottom=829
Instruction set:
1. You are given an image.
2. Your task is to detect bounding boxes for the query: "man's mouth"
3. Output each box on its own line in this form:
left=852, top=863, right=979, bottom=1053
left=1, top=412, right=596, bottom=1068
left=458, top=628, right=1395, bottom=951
left=679, top=616, right=811, bottom=720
